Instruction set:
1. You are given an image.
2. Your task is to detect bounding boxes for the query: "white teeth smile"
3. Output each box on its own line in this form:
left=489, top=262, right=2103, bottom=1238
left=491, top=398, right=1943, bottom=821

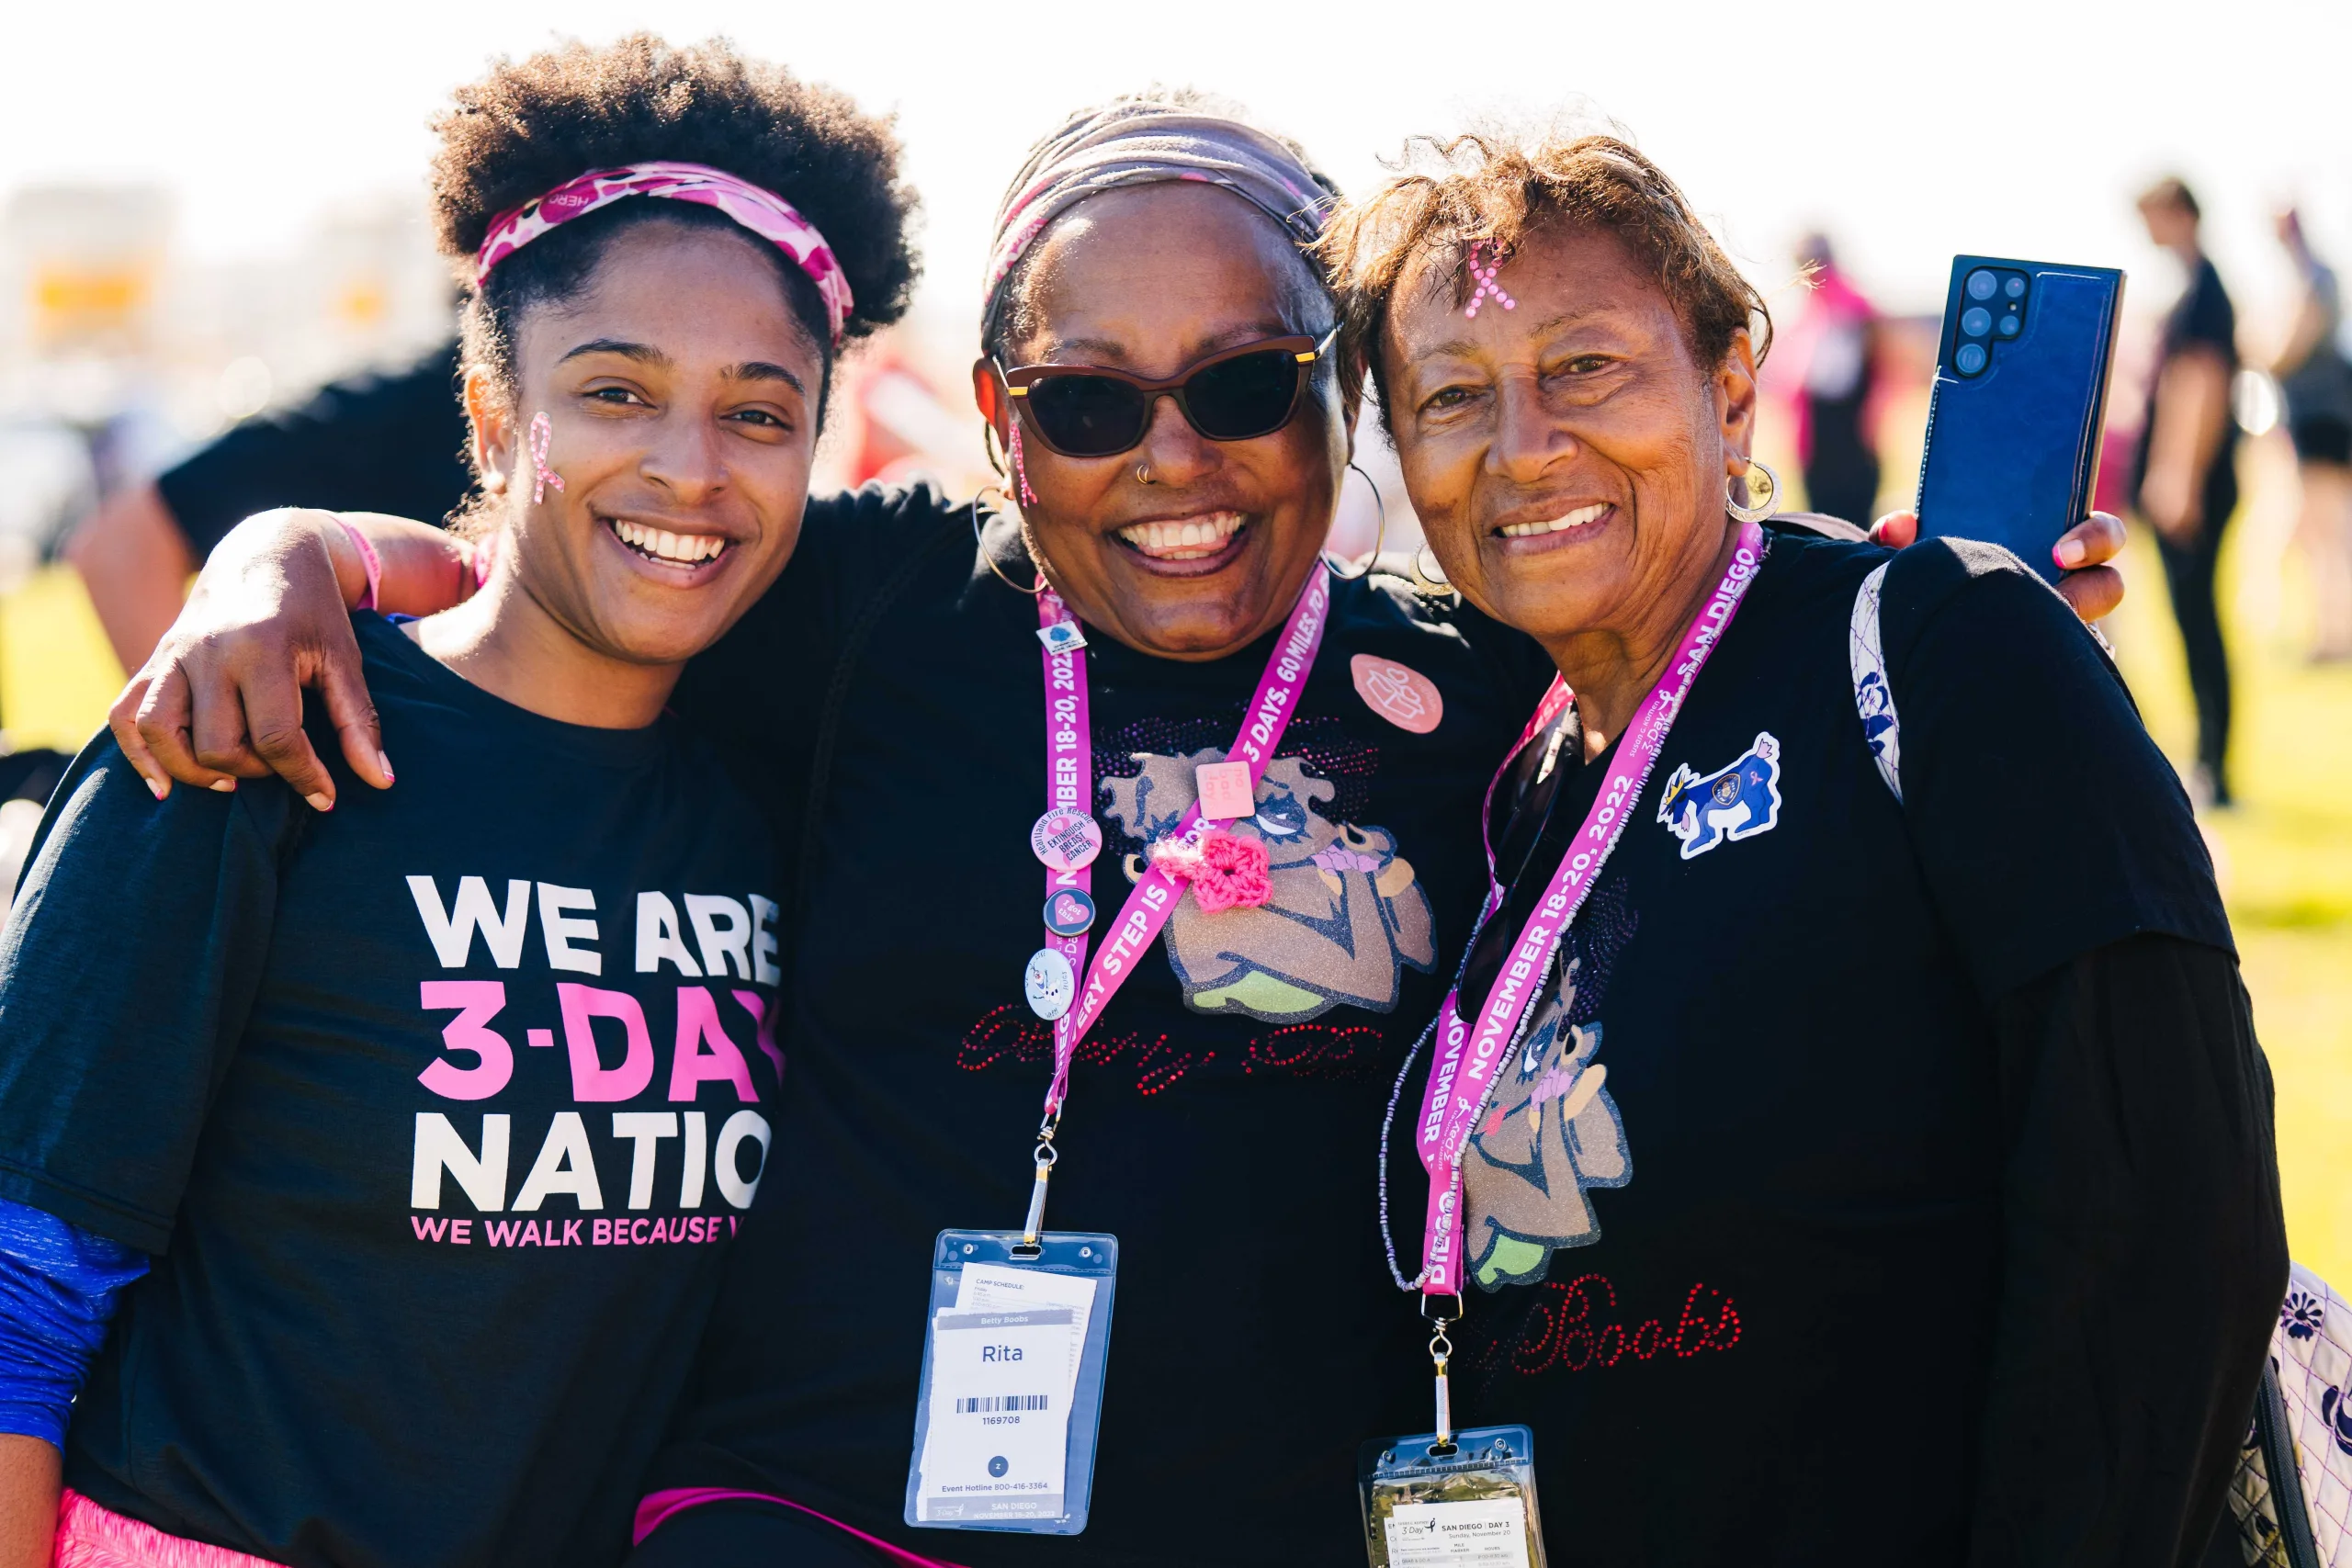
left=1499, top=502, right=1610, bottom=538
left=610, top=518, right=730, bottom=565
left=1115, top=511, right=1245, bottom=560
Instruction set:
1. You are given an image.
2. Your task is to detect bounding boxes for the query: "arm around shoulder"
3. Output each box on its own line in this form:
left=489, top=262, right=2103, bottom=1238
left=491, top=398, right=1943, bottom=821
left=106, top=507, right=457, bottom=804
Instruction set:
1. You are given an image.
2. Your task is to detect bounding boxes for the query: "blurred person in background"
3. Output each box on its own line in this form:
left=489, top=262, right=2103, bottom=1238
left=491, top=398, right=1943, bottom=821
left=2272, top=206, right=2352, bottom=660
left=62, top=342, right=470, bottom=675
left=1781, top=231, right=1882, bottom=525
left=2132, top=175, right=2241, bottom=807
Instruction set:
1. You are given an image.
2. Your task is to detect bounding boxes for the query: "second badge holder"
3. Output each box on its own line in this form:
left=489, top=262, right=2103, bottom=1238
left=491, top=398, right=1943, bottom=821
left=1359, top=1425, right=1547, bottom=1567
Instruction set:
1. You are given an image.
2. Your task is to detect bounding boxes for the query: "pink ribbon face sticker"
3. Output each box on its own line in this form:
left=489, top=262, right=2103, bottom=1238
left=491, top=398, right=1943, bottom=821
left=527, top=412, right=566, bottom=505
left=1464, top=241, right=1516, bottom=320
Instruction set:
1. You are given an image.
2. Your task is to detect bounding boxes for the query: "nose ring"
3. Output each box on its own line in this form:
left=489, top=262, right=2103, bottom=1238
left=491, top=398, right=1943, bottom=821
left=1135, top=461, right=1153, bottom=485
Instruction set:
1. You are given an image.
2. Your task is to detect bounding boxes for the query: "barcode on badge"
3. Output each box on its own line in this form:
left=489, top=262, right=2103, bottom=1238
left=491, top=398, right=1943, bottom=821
left=954, top=1393, right=1050, bottom=1414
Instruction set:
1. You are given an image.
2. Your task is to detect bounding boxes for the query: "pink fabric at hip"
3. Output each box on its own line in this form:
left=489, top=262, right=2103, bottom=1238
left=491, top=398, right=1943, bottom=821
left=52, top=1490, right=285, bottom=1568
left=633, top=1488, right=967, bottom=1567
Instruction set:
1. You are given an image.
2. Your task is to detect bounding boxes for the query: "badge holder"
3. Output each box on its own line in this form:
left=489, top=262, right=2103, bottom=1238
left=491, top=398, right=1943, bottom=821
left=1358, top=1307, right=1547, bottom=1567
left=1359, top=1424, right=1547, bottom=1568
left=903, top=1226, right=1117, bottom=1536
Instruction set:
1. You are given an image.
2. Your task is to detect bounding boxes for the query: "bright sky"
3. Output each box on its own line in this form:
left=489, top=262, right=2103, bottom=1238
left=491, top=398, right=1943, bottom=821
left=6, top=0, right=2348, bottom=335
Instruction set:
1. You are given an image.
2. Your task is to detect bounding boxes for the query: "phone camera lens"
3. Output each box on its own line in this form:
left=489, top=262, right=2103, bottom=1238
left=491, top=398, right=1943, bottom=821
left=1997, top=314, right=2021, bottom=338
left=2004, top=276, right=2027, bottom=299
left=1962, top=307, right=1993, bottom=337
left=1966, top=269, right=1998, bottom=300
left=1956, top=343, right=1989, bottom=375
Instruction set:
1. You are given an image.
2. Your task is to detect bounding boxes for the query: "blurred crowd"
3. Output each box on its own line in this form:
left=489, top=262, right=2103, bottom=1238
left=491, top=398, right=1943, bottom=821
left=1, top=162, right=2348, bottom=874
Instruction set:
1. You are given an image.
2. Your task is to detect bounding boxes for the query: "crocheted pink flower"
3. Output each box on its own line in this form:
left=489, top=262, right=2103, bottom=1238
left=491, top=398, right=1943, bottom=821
left=1149, top=828, right=1272, bottom=913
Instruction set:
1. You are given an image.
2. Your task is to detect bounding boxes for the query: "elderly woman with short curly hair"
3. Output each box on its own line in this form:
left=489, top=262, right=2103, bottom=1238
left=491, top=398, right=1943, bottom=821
left=1326, top=134, right=2286, bottom=1565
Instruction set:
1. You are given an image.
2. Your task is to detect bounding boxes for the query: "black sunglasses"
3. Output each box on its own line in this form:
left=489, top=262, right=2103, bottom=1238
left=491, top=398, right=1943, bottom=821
left=996, top=329, right=1337, bottom=458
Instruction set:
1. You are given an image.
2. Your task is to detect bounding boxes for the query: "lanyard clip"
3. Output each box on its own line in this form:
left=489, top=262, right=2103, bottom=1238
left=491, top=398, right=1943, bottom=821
left=1420, top=1291, right=1462, bottom=1452
left=1012, top=1113, right=1060, bottom=1260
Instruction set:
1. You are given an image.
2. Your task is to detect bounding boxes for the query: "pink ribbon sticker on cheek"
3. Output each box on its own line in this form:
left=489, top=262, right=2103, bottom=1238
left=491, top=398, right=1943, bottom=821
left=527, top=412, right=567, bottom=505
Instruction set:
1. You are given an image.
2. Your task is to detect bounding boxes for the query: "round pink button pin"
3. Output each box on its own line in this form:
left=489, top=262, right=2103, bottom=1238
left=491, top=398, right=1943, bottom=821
left=1030, top=808, right=1104, bottom=874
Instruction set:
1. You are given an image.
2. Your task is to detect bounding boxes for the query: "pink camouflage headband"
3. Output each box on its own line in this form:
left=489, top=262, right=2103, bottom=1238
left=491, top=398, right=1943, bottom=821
left=474, top=161, right=854, bottom=344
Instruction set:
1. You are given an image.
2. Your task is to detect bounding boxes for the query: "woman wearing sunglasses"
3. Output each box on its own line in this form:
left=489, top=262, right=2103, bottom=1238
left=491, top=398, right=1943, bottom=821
left=110, top=93, right=2129, bottom=1567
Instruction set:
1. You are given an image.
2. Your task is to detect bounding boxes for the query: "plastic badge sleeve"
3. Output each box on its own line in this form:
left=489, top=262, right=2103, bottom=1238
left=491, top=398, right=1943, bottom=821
left=905, top=1230, right=1118, bottom=1536
left=1360, top=1426, right=1547, bottom=1568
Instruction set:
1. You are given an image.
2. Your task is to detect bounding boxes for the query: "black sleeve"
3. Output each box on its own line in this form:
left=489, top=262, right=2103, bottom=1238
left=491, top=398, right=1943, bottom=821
left=1887, top=539, right=2234, bottom=999
left=668, top=482, right=967, bottom=828
left=154, top=343, right=471, bottom=558
left=1964, top=933, right=2287, bottom=1567
left=2176, top=264, right=2237, bottom=360
left=0, top=738, right=295, bottom=1251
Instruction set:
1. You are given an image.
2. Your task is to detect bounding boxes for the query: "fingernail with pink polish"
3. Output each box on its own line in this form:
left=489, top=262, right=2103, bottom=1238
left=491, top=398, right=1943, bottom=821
left=378, top=752, right=395, bottom=784
left=305, top=793, right=334, bottom=813
left=144, top=776, right=167, bottom=801
left=2055, top=539, right=2086, bottom=568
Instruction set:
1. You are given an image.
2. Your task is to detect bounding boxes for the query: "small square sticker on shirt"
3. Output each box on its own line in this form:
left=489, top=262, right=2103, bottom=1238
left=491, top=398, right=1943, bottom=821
left=1036, top=621, right=1088, bottom=654
left=1193, top=761, right=1254, bottom=822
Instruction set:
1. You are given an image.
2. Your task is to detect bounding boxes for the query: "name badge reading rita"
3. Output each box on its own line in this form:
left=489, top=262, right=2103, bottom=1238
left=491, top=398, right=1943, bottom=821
left=909, top=1232, right=1119, bottom=1538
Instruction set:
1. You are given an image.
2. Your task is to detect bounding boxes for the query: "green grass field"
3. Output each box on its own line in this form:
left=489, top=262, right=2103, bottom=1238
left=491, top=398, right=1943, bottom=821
left=2105, top=524, right=2352, bottom=1287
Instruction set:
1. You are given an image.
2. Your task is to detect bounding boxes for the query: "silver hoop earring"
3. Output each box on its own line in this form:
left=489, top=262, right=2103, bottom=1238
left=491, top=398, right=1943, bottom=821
left=1411, top=542, right=1453, bottom=592
left=972, top=488, right=1046, bottom=596
left=1327, top=461, right=1389, bottom=580
left=1726, top=459, right=1781, bottom=525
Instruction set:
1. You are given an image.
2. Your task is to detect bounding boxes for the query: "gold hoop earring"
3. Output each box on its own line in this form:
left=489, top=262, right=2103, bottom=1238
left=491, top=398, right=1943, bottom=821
left=972, top=488, right=1046, bottom=596
left=1327, top=461, right=1388, bottom=580
left=1726, top=458, right=1781, bottom=525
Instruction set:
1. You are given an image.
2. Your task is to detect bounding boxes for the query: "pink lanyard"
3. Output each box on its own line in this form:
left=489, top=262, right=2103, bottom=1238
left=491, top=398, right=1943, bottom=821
left=1401, top=522, right=1765, bottom=1304
left=1018, top=563, right=1332, bottom=1244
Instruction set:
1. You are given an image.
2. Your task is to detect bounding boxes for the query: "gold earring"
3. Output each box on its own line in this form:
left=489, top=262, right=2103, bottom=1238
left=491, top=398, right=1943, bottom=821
left=1726, top=459, right=1781, bottom=524
left=971, top=488, right=1046, bottom=596
left=1328, top=461, right=1389, bottom=581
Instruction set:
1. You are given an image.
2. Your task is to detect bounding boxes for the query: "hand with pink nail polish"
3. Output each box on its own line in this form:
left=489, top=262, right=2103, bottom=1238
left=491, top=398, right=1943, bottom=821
left=1870, top=508, right=2126, bottom=626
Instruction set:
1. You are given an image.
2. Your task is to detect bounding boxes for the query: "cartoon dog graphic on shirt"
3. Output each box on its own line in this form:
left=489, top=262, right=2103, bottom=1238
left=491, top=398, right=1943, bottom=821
left=1099, top=749, right=1435, bottom=1021
left=1657, top=732, right=1782, bottom=860
left=1461, top=953, right=1632, bottom=1291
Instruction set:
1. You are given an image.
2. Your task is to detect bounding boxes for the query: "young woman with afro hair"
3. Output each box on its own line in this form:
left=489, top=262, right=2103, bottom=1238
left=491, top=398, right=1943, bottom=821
left=0, top=35, right=913, bottom=1568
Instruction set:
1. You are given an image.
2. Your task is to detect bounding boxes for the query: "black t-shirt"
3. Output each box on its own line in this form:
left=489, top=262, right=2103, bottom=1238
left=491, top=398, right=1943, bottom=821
left=157, top=343, right=472, bottom=558
left=2133, top=256, right=2241, bottom=513
left=1445, top=526, right=2234, bottom=1563
left=0, top=615, right=781, bottom=1567
left=648, top=487, right=1558, bottom=1566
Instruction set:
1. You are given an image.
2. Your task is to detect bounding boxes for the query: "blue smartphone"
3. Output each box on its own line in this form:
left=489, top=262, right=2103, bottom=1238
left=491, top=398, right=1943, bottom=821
left=1914, top=255, right=2125, bottom=581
